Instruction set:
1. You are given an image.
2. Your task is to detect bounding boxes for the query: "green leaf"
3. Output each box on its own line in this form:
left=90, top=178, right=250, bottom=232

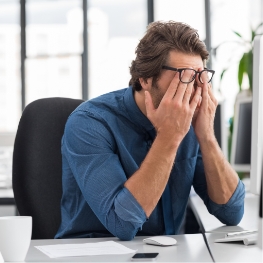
left=220, top=68, right=228, bottom=81
left=233, top=30, right=243, bottom=39
left=246, top=50, right=253, bottom=90
left=238, top=54, right=246, bottom=90
left=228, top=116, right=234, bottom=161
left=251, top=30, right=256, bottom=42
left=229, top=116, right=234, bottom=134
left=238, top=51, right=253, bottom=91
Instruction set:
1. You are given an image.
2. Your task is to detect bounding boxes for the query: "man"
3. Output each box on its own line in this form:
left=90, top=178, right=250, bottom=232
left=55, top=21, right=245, bottom=240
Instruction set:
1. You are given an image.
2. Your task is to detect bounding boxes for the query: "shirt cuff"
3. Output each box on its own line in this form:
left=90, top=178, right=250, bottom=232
left=114, top=187, right=147, bottom=225
left=207, top=180, right=245, bottom=225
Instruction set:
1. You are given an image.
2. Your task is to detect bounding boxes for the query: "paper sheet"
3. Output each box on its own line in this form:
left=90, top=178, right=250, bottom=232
left=35, top=241, right=136, bottom=258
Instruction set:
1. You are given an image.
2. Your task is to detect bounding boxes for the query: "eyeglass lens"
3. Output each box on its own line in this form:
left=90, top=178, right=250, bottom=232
left=180, top=69, right=195, bottom=83
left=180, top=69, right=212, bottom=84
left=199, top=70, right=213, bottom=84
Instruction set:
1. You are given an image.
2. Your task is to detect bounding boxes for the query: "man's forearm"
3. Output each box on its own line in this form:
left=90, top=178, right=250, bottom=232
left=199, top=136, right=239, bottom=204
left=124, top=133, right=179, bottom=218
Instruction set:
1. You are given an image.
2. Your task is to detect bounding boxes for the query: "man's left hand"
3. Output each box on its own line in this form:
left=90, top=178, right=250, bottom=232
left=191, top=68, right=218, bottom=143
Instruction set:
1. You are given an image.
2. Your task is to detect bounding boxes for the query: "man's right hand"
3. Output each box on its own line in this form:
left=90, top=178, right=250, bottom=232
left=125, top=70, right=201, bottom=217
left=144, top=71, right=202, bottom=148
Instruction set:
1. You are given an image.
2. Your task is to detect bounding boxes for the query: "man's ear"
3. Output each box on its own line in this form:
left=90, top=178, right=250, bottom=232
left=139, top=77, right=152, bottom=91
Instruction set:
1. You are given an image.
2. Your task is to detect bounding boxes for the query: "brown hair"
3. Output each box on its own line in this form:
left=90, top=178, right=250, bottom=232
left=129, top=21, right=209, bottom=91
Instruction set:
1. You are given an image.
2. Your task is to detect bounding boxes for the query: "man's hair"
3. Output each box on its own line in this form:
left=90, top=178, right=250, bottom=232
left=129, top=21, right=209, bottom=91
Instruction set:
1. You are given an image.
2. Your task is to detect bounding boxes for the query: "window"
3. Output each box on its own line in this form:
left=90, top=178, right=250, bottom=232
left=0, top=0, right=20, bottom=188
left=155, top=0, right=206, bottom=41
left=88, top=0, right=147, bottom=98
left=26, top=0, right=83, bottom=105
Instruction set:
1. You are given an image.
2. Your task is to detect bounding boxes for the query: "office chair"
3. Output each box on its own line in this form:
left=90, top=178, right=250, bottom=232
left=12, top=97, right=84, bottom=239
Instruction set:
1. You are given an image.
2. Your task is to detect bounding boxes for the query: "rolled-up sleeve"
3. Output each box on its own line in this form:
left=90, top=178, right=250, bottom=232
left=205, top=180, right=245, bottom=225
left=193, top=148, right=245, bottom=226
left=63, top=110, right=147, bottom=240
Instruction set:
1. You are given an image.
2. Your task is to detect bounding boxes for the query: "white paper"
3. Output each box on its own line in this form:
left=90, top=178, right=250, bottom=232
left=35, top=241, right=136, bottom=258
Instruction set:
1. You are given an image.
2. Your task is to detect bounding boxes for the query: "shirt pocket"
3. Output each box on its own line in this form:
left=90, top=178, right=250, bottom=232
left=169, top=156, right=197, bottom=198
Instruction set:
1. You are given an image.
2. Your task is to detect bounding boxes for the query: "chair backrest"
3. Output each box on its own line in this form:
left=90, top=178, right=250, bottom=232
left=12, top=97, right=84, bottom=239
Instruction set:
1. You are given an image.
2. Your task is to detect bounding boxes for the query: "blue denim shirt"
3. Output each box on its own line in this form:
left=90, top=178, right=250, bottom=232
left=55, top=86, right=245, bottom=240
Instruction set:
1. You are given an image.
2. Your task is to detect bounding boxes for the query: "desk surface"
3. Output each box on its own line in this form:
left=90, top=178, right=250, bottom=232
left=205, top=232, right=263, bottom=262
left=23, top=234, right=212, bottom=262
left=190, top=192, right=259, bottom=233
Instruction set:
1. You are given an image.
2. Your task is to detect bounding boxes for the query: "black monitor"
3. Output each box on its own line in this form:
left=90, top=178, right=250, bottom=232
left=230, top=96, right=252, bottom=173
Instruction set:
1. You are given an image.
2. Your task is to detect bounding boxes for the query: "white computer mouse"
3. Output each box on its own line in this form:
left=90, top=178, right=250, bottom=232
left=143, top=236, right=177, bottom=246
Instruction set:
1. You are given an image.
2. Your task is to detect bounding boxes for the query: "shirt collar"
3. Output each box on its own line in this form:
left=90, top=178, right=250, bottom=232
left=123, top=86, right=154, bottom=132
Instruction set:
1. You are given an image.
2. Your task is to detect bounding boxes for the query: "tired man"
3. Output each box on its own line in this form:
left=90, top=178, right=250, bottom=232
left=55, top=21, right=245, bottom=240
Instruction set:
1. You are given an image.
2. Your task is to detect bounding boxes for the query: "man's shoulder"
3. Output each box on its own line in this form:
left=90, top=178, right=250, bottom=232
left=74, top=88, right=128, bottom=115
left=81, top=88, right=127, bottom=109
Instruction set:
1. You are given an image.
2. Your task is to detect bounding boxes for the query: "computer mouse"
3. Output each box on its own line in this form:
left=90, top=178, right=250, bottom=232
left=143, top=236, right=177, bottom=246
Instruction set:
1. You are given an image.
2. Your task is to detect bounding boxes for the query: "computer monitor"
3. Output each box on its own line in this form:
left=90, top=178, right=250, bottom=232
left=230, top=96, right=252, bottom=173
left=250, top=35, right=263, bottom=249
left=250, top=35, right=263, bottom=196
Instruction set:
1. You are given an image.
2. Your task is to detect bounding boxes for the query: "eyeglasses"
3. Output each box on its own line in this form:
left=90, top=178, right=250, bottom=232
left=162, top=66, right=215, bottom=84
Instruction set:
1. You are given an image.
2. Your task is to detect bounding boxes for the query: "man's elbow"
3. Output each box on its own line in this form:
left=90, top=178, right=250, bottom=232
left=105, top=215, right=140, bottom=241
left=116, top=232, right=135, bottom=241
left=225, top=213, right=244, bottom=226
left=115, top=224, right=138, bottom=241
left=218, top=205, right=244, bottom=226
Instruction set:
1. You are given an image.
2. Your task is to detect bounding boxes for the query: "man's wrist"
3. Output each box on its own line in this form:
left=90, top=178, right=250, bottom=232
left=197, top=132, right=218, bottom=147
left=155, top=131, right=181, bottom=152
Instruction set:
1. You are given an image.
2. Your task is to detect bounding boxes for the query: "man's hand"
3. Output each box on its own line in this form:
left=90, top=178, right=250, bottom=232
left=192, top=68, right=218, bottom=143
left=191, top=70, right=239, bottom=205
left=145, top=71, right=202, bottom=148
left=125, top=70, right=202, bottom=217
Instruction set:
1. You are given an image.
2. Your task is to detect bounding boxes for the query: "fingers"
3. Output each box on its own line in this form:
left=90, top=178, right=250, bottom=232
left=208, top=84, right=218, bottom=107
left=199, top=80, right=218, bottom=108
left=162, top=70, right=194, bottom=104
left=195, top=68, right=210, bottom=107
left=162, top=72, right=180, bottom=100
left=200, top=70, right=210, bottom=84
left=175, top=70, right=194, bottom=102
left=194, top=71, right=218, bottom=124
left=189, top=87, right=202, bottom=111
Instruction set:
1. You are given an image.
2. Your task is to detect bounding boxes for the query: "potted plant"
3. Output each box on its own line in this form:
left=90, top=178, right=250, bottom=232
left=215, top=22, right=263, bottom=94
left=212, top=22, right=263, bottom=177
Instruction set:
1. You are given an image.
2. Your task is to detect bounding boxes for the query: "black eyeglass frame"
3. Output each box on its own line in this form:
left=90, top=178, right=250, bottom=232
left=162, top=65, right=215, bottom=84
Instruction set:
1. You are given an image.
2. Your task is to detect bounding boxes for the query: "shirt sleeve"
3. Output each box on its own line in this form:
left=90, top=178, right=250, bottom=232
left=193, top=148, right=245, bottom=226
left=62, top=109, right=147, bottom=240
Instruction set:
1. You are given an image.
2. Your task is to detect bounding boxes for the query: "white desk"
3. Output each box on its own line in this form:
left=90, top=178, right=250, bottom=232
left=190, top=191, right=263, bottom=262
left=190, top=192, right=259, bottom=233
left=205, top=232, right=263, bottom=262
left=23, top=234, right=213, bottom=262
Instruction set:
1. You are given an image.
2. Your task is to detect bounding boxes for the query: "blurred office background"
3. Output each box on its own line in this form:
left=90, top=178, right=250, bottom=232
left=0, top=0, right=262, bottom=215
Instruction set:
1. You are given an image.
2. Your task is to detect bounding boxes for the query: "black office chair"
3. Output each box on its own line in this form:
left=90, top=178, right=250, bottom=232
left=12, top=97, right=84, bottom=239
